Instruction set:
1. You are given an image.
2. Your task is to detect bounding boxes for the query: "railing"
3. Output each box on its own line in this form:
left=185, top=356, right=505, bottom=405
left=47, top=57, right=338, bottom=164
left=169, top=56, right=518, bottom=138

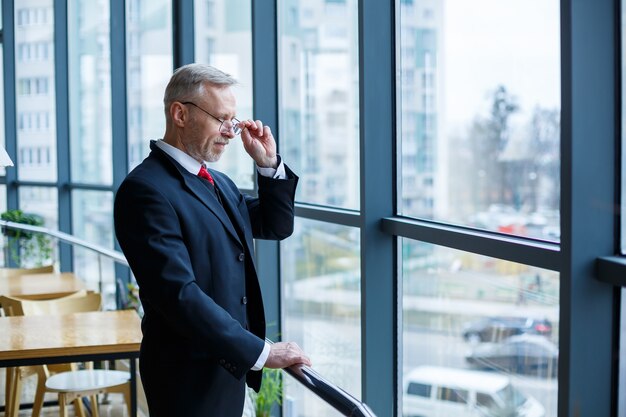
left=0, top=219, right=128, bottom=300
left=283, top=362, right=377, bottom=417
left=0, top=220, right=378, bottom=417
left=0, top=219, right=128, bottom=266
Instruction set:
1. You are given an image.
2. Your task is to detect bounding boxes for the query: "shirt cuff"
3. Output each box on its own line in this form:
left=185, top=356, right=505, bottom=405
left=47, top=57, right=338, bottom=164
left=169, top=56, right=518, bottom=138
left=251, top=341, right=271, bottom=371
left=256, top=155, right=286, bottom=179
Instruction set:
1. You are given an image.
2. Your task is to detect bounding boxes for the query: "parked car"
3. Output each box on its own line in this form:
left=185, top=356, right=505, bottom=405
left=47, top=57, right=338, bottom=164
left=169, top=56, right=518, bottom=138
left=465, top=334, right=559, bottom=377
left=462, top=317, right=553, bottom=343
left=403, top=365, right=545, bottom=417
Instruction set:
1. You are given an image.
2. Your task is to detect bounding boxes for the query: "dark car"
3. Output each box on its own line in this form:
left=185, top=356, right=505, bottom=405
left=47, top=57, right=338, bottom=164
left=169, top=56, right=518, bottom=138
left=465, top=334, right=559, bottom=377
left=462, top=317, right=552, bottom=343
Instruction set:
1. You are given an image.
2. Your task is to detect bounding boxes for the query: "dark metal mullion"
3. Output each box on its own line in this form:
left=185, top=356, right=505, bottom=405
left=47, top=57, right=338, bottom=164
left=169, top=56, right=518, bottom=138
left=614, top=0, right=625, bottom=412
left=252, top=0, right=281, bottom=354
left=173, top=0, right=194, bottom=68
left=295, top=203, right=360, bottom=228
left=3, top=1, right=18, bottom=212
left=360, top=1, right=396, bottom=415
left=382, top=217, right=561, bottom=271
left=65, top=183, right=114, bottom=192
left=13, top=181, right=114, bottom=191
left=560, top=0, right=617, bottom=415
left=54, top=1, right=72, bottom=273
left=111, top=0, right=131, bottom=295
left=2, top=1, right=17, bottom=268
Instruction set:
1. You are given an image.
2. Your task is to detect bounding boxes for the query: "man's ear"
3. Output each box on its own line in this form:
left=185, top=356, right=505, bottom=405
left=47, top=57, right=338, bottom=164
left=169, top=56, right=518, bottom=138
left=170, top=102, right=187, bottom=127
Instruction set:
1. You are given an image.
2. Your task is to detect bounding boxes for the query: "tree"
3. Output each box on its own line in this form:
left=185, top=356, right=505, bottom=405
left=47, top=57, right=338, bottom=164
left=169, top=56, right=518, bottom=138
left=467, top=85, right=519, bottom=212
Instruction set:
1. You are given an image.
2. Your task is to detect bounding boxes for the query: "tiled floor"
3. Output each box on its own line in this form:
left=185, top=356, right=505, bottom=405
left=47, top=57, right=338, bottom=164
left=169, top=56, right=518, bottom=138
left=15, top=396, right=137, bottom=417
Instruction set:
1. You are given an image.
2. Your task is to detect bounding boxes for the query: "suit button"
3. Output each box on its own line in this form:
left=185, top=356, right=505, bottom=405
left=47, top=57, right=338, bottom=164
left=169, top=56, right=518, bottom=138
left=219, top=359, right=225, bottom=365
left=241, top=296, right=248, bottom=305
left=231, top=366, right=237, bottom=372
left=238, top=253, right=245, bottom=262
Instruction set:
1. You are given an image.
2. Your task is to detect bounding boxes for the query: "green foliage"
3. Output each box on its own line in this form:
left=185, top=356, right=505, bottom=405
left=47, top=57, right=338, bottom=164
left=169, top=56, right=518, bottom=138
left=1, top=209, right=53, bottom=267
left=124, top=282, right=144, bottom=317
left=251, top=368, right=283, bottom=417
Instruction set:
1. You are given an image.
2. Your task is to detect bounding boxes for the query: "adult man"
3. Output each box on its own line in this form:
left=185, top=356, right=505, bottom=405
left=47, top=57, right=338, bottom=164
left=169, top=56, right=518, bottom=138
left=114, top=63, right=311, bottom=417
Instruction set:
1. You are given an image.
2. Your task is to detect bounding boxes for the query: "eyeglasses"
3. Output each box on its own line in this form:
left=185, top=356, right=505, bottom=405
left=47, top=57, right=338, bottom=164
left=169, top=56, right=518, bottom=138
left=181, top=101, right=242, bottom=135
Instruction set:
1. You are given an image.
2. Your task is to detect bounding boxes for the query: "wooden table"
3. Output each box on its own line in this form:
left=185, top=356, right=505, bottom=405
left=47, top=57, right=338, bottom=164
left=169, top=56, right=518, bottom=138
left=0, top=272, right=87, bottom=299
left=0, top=309, right=142, bottom=417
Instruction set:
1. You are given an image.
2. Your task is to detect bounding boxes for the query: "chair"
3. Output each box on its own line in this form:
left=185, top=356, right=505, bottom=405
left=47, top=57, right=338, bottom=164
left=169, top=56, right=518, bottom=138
left=1, top=292, right=131, bottom=417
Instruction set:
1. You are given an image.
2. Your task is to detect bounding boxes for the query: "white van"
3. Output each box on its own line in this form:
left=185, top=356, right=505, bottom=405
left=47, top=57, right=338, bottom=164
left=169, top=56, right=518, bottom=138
left=403, top=366, right=545, bottom=417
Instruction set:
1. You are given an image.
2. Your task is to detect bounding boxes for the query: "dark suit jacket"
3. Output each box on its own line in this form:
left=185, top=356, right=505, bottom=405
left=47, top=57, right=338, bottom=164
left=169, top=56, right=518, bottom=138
left=114, top=141, right=298, bottom=416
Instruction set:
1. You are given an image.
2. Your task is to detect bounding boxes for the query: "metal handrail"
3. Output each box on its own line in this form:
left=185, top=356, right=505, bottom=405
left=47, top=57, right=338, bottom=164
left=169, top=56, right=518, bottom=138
left=0, top=219, right=128, bottom=295
left=1, top=220, right=377, bottom=416
left=0, top=219, right=128, bottom=266
left=266, top=339, right=377, bottom=417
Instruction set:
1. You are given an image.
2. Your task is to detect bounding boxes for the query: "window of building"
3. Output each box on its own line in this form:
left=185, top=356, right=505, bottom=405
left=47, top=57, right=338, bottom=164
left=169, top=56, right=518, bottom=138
left=279, top=0, right=360, bottom=209
left=15, top=1, right=57, bottom=182
left=68, top=0, right=113, bottom=185
left=194, top=0, right=254, bottom=189
left=281, top=218, right=362, bottom=414
left=125, top=0, right=173, bottom=171
left=397, top=0, right=561, bottom=241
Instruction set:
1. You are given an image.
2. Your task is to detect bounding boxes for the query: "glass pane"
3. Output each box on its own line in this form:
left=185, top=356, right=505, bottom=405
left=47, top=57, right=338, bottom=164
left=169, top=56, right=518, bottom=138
left=400, top=239, right=559, bottom=417
left=17, top=186, right=58, bottom=267
left=278, top=0, right=360, bottom=209
left=19, top=186, right=58, bottom=229
left=72, top=190, right=115, bottom=309
left=126, top=0, right=173, bottom=171
left=15, top=1, right=57, bottom=182
left=281, top=218, right=361, bottom=415
left=194, top=0, right=254, bottom=189
left=68, top=0, right=113, bottom=185
left=397, top=0, right=561, bottom=241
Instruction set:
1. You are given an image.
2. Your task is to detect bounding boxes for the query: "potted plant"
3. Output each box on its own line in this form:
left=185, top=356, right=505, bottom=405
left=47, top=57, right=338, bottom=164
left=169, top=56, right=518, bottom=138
left=249, top=368, right=283, bottom=417
left=1, top=209, right=53, bottom=267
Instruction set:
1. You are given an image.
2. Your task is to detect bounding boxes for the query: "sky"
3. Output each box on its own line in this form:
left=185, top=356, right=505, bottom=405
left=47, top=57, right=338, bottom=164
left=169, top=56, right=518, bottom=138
left=442, top=0, right=561, bottom=131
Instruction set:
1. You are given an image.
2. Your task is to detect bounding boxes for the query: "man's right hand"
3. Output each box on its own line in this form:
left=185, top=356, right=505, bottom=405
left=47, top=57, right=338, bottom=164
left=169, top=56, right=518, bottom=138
left=264, top=342, right=312, bottom=369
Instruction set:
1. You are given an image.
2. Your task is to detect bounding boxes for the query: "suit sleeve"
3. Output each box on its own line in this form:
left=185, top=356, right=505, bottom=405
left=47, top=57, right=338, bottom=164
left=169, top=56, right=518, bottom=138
left=114, top=177, right=264, bottom=379
left=246, top=164, right=299, bottom=240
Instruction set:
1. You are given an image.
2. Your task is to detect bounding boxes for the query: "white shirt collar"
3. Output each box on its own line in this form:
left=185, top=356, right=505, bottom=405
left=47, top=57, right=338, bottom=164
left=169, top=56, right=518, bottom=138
left=155, top=139, right=205, bottom=175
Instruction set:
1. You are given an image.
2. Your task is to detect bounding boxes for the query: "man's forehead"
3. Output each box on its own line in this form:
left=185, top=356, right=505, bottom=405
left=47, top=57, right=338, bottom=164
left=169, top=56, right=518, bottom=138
left=200, top=84, right=236, bottom=112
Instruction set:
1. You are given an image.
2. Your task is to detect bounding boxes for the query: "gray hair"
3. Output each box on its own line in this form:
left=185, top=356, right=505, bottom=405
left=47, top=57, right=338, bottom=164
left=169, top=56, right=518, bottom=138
left=163, top=63, right=238, bottom=119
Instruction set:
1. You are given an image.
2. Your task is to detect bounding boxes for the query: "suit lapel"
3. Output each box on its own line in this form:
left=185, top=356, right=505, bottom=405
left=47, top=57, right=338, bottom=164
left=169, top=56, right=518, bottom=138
left=211, top=173, right=255, bottom=257
left=182, top=174, right=242, bottom=245
left=149, top=143, right=242, bottom=245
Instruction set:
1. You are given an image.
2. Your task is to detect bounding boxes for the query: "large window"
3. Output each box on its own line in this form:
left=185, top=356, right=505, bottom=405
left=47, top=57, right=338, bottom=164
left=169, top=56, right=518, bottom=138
left=398, top=0, right=561, bottom=241
left=126, top=0, right=172, bottom=171
left=281, top=218, right=361, bottom=416
left=0, top=2, right=618, bottom=416
left=15, top=1, right=56, bottom=182
left=194, top=0, right=255, bottom=189
left=278, top=0, right=360, bottom=209
left=68, top=0, right=112, bottom=185
left=400, top=239, right=559, bottom=417
left=72, top=190, right=115, bottom=308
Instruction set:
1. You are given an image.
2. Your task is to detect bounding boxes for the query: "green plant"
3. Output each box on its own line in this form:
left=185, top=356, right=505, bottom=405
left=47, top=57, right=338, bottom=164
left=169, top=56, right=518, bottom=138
left=124, top=282, right=144, bottom=317
left=1, top=209, right=53, bottom=267
left=250, top=368, right=283, bottom=417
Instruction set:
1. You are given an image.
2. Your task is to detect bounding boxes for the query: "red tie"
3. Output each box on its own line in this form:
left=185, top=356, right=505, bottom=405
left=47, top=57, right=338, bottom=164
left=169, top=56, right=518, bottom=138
left=198, top=165, right=214, bottom=186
